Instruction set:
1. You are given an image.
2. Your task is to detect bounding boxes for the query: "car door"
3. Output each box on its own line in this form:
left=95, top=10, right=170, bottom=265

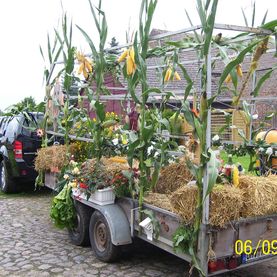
left=18, top=115, right=42, bottom=167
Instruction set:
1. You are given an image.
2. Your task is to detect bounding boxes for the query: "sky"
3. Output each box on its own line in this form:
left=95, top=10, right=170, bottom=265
left=0, top=0, right=276, bottom=111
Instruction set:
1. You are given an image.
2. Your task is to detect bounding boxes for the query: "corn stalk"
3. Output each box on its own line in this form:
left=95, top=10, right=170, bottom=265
left=77, top=0, right=108, bottom=161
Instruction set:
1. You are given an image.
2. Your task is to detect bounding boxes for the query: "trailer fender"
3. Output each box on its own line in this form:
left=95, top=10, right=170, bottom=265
left=96, top=204, right=132, bottom=246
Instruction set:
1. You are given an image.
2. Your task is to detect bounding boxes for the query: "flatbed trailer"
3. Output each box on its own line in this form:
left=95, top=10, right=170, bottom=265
left=46, top=172, right=277, bottom=276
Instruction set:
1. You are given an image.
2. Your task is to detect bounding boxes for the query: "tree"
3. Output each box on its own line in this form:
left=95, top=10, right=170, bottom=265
left=108, top=37, right=120, bottom=54
left=19, top=96, right=36, bottom=110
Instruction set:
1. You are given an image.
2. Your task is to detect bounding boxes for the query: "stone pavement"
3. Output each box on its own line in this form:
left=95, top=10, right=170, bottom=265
left=0, top=189, right=276, bottom=277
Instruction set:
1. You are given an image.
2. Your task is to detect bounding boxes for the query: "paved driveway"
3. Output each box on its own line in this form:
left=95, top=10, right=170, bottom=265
left=0, top=189, right=276, bottom=277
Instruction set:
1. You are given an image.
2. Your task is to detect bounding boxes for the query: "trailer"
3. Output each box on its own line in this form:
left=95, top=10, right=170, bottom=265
left=41, top=12, right=277, bottom=275
left=45, top=171, right=277, bottom=276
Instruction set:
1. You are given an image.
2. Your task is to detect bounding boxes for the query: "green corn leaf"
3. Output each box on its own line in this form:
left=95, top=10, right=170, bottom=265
left=39, top=45, right=45, bottom=62
left=178, top=63, right=193, bottom=101
left=95, top=101, right=105, bottom=122
left=88, top=0, right=100, bottom=34
left=196, top=0, right=206, bottom=29
left=185, top=9, right=202, bottom=43
left=260, top=19, right=277, bottom=31
left=241, top=8, right=249, bottom=27
left=204, top=149, right=220, bottom=199
left=63, top=14, right=69, bottom=49
left=47, top=33, right=52, bottom=64
left=261, top=10, right=268, bottom=25
left=181, top=101, right=194, bottom=127
left=252, top=66, right=277, bottom=97
left=251, top=2, right=256, bottom=27
left=76, top=25, right=98, bottom=57
left=203, top=0, right=218, bottom=56
left=217, top=40, right=260, bottom=94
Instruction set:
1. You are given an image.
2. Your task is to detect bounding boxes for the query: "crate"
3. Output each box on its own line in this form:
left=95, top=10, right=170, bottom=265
left=90, top=187, right=115, bottom=205
left=72, top=187, right=115, bottom=206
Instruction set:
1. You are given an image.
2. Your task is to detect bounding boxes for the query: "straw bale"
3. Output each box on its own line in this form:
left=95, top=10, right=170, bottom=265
left=154, top=161, right=193, bottom=194
left=35, top=145, right=71, bottom=171
left=239, top=175, right=277, bottom=217
left=144, top=192, right=174, bottom=212
left=170, top=184, right=243, bottom=228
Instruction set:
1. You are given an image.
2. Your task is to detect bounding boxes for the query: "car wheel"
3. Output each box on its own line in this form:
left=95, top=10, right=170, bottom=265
left=0, top=160, right=15, bottom=193
left=68, top=201, right=91, bottom=246
left=89, top=210, right=120, bottom=262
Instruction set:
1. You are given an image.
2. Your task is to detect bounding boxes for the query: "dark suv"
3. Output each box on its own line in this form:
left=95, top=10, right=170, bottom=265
left=0, top=113, right=43, bottom=192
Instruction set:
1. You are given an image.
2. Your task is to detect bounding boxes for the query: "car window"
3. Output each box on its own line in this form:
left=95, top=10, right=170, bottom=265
left=5, top=117, right=21, bottom=139
left=0, top=117, right=9, bottom=136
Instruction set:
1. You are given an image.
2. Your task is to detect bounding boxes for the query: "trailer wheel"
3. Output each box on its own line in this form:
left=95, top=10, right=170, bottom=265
left=89, top=211, right=120, bottom=262
left=68, top=202, right=91, bottom=246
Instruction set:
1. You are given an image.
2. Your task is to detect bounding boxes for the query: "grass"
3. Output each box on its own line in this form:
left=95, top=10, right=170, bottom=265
left=220, top=152, right=251, bottom=172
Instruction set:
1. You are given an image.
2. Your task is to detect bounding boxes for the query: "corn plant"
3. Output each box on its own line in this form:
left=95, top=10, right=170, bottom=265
left=76, top=0, right=108, bottom=161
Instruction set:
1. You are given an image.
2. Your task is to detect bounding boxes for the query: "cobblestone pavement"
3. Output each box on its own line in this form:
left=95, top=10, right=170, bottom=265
left=0, top=189, right=276, bottom=277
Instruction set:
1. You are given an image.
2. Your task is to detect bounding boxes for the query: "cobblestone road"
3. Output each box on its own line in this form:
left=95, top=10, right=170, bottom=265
left=0, top=189, right=276, bottom=277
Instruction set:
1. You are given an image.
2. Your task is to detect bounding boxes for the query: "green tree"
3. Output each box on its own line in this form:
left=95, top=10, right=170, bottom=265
left=108, top=36, right=120, bottom=54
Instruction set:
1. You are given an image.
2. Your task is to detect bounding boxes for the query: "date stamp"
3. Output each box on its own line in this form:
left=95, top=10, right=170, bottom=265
left=235, top=239, right=277, bottom=255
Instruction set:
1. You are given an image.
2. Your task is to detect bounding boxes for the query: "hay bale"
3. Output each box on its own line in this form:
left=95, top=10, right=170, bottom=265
left=170, top=184, right=243, bottom=228
left=169, top=185, right=198, bottom=223
left=144, top=192, right=174, bottom=212
left=35, top=145, right=70, bottom=172
left=209, top=185, right=243, bottom=227
left=154, top=161, right=193, bottom=194
left=239, top=175, right=277, bottom=217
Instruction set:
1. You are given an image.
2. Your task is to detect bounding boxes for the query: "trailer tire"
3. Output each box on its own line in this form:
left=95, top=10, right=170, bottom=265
left=89, top=210, right=120, bottom=262
left=68, top=201, right=91, bottom=246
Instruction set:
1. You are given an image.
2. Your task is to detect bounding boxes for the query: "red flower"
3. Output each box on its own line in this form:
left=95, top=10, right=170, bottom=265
left=79, top=182, right=88, bottom=189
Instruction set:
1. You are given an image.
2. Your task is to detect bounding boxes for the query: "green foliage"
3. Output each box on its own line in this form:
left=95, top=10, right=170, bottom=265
left=50, top=184, right=76, bottom=229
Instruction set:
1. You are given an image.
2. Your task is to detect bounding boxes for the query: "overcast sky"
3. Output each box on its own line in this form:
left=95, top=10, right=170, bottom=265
left=0, top=0, right=276, bottom=111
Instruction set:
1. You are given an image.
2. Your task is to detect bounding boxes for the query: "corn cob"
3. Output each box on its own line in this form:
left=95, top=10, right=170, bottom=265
left=117, top=49, right=128, bottom=63
left=232, top=166, right=240, bottom=187
left=236, top=64, right=243, bottom=77
left=174, top=71, right=181, bottom=81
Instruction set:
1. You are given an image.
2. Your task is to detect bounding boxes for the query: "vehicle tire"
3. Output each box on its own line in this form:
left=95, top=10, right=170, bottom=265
left=68, top=201, right=91, bottom=246
left=89, top=210, right=120, bottom=262
left=0, top=160, right=15, bottom=193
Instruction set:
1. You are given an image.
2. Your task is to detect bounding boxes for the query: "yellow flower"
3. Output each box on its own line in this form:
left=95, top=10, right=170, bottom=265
left=76, top=51, right=93, bottom=79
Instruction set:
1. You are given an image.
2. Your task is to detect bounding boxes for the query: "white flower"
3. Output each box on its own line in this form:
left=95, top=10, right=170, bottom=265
left=252, top=114, right=258, bottom=120
left=147, top=145, right=154, bottom=155
left=229, top=125, right=236, bottom=129
left=112, top=138, right=119, bottom=145
left=72, top=167, right=80, bottom=175
left=212, top=135, right=220, bottom=142
left=265, top=147, right=273, bottom=156
left=168, top=159, right=175, bottom=164
left=154, top=151, right=159, bottom=158
left=178, top=145, right=186, bottom=152
left=70, top=160, right=78, bottom=167
left=63, top=174, right=69, bottom=180
left=258, top=147, right=265, bottom=153
left=218, top=146, right=223, bottom=151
